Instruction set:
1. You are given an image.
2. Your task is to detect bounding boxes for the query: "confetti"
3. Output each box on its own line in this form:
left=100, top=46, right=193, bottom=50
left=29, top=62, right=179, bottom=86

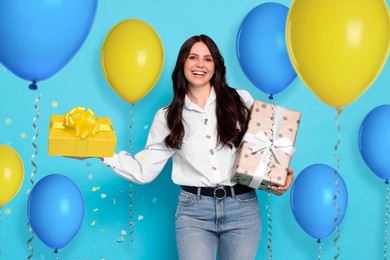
left=143, top=124, right=149, bottom=130
left=121, top=230, right=127, bottom=235
left=138, top=215, right=144, bottom=221
left=152, top=197, right=157, bottom=203
left=113, top=198, right=116, bottom=205
left=100, top=228, right=105, bottom=234
left=20, top=132, right=27, bottom=138
left=4, top=208, right=11, bottom=215
left=101, top=193, right=107, bottom=199
left=51, top=101, right=58, bottom=108
left=88, top=174, right=93, bottom=180
left=91, top=220, right=96, bottom=226
left=92, top=186, right=101, bottom=192
left=92, top=208, right=99, bottom=212
left=116, top=236, right=125, bottom=243
left=4, top=118, right=12, bottom=125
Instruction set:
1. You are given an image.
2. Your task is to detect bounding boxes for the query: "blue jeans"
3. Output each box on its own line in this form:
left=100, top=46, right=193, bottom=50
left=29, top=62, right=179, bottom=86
left=175, top=189, right=261, bottom=260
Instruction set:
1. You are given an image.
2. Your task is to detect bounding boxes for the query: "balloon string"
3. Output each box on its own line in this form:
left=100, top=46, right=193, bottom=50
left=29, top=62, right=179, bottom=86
left=26, top=223, right=35, bottom=260
left=30, top=88, right=41, bottom=186
left=265, top=190, right=273, bottom=260
left=265, top=101, right=277, bottom=260
left=384, top=180, right=390, bottom=259
left=333, top=109, right=342, bottom=260
left=27, top=87, right=41, bottom=260
left=54, top=249, right=61, bottom=259
left=317, top=239, right=323, bottom=260
left=129, top=104, right=135, bottom=242
left=0, top=208, right=2, bottom=259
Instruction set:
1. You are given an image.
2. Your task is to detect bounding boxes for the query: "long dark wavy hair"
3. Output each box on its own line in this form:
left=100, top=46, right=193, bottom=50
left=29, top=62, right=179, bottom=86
left=165, top=34, right=250, bottom=149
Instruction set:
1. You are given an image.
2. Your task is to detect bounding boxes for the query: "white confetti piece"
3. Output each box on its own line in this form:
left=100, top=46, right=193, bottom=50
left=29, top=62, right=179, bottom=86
left=121, top=230, right=127, bottom=235
left=88, top=174, right=93, bottom=180
left=101, top=193, right=107, bottom=199
left=138, top=215, right=144, bottom=221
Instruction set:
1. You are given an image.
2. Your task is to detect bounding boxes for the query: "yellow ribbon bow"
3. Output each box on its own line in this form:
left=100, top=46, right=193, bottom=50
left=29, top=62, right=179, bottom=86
left=64, top=106, right=98, bottom=139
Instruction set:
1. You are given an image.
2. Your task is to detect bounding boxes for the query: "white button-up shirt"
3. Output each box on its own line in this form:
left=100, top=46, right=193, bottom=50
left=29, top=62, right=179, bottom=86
left=103, top=88, right=254, bottom=187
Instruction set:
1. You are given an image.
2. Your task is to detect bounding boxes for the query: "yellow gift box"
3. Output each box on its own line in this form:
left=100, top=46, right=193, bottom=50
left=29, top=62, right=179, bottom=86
left=48, top=107, right=117, bottom=157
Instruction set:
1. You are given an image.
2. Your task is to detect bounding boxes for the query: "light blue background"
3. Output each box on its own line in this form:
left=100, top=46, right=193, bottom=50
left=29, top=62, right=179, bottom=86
left=1, top=0, right=389, bottom=259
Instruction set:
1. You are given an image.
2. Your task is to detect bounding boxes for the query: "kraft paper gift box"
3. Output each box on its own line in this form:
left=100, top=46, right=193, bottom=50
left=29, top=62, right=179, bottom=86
left=232, top=100, right=301, bottom=191
left=48, top=107, right=117, bottom=157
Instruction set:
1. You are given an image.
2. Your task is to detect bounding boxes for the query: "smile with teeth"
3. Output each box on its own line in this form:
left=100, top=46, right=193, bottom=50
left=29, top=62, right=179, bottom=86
left=192, top=71, right=206, bottom=75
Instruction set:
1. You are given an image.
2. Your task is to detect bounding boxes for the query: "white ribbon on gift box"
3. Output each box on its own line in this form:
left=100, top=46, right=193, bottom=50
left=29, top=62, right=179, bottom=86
left=241, top=106, right=296, bottom=189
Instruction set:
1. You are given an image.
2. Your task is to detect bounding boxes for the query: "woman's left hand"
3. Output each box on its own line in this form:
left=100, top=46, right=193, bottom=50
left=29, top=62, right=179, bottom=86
left=271, top=168, right=294, bottom=196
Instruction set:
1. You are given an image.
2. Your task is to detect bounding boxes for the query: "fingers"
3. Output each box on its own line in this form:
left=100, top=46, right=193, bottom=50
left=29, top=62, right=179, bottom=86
left=271, top=168, right=295, bottom=196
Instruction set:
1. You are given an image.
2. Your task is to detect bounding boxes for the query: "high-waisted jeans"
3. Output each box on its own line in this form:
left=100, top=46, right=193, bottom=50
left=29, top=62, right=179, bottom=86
left=175, top=189, right=261, bottom=260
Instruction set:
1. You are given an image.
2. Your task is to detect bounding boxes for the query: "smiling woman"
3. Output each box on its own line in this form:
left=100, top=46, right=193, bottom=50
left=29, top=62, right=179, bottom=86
left=100, top=34, right=294, bottom=259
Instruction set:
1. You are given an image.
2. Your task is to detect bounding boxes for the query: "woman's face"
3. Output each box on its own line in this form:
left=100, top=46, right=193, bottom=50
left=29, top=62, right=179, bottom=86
left=184, top=41, right=215, bottom=89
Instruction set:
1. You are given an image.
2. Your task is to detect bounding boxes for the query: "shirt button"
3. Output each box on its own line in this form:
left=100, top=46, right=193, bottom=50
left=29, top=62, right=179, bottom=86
left=212, top=166, right=217, bottom=171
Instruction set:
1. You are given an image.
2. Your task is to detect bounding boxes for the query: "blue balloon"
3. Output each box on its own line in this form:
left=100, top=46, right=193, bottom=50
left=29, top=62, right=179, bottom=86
left=237, top=3, right=297, bottom=96
left=358, top=105, right=390, bottom=181
left=0, top=0, right=98, bottom=83
left=27, top=174, right=85, bottom=251
left=290, top=164, right=348, bottom=240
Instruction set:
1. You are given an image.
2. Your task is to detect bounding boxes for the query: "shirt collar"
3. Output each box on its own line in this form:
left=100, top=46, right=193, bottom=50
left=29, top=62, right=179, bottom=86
left=184, top=87, right=216, bottom=111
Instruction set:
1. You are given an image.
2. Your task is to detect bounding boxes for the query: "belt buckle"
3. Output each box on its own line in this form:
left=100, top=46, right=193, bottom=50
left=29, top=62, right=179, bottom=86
left=213, top=186, right=227, bottom=200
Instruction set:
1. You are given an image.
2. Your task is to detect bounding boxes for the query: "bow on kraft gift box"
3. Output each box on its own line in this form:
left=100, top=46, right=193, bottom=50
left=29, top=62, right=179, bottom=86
left=48, top=106, right=117, bottom=157
left=232, top=100, right=301, bottom=191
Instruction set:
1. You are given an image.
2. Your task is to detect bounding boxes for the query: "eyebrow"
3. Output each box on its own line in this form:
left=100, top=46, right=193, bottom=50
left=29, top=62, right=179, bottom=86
left=188, top=53, right=213, bottom=58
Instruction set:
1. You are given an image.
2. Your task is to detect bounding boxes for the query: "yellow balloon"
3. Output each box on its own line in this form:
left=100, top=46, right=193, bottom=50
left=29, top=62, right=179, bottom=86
left=0, top=145, right=24, bottom=208
left=286, top=0, right=390, bottom=109
left=101, top=19, right=164, bottom=105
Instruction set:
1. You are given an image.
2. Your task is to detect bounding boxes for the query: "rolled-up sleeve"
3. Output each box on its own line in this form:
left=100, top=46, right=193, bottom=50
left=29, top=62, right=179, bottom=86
left=103, top=109, right=175, bottom=184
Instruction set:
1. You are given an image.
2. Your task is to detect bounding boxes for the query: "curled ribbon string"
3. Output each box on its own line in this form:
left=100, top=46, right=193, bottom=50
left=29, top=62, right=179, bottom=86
left=267, top=101, right=277, bottom=260
left=129, top=105, right=135, bottom=242
left=27, top=87, right=41, bottom=260
left=318, top=239, right=323, bottom=260
left=333, top=109, right=342, bottom=260
left=266, top=190, right=273, bottom=260
left=384, top=180, right=390, bottom=259
left=0, top=208, right=2, bottom=259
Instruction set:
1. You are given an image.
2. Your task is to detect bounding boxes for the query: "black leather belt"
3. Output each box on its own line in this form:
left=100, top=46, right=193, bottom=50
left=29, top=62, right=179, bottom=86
left=180, top=184, right=253, bottom=200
